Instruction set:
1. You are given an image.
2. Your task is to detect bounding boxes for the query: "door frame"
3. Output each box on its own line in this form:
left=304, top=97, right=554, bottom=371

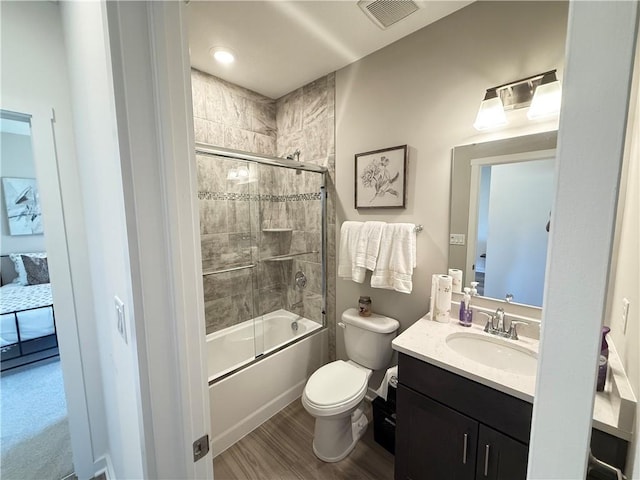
left=528, top=2, right=639, bottom=478
left=105, top=2, right=213, bottom=477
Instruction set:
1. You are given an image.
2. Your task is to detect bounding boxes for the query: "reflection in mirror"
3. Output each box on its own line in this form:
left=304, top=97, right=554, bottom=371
left=449, top=131, right=557, bottom=308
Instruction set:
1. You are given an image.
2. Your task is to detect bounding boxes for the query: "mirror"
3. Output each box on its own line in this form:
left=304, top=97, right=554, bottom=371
left=449, top=131, right=557, bottom=308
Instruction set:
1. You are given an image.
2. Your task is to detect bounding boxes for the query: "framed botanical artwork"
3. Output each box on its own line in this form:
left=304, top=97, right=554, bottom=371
left=355, top=145, right=407, bottom=209
left=1, top=177, right=44, bottom=235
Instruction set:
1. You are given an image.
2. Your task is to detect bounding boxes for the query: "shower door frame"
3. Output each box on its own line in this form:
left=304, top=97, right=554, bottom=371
left=195, top=143, right=328, bottom=382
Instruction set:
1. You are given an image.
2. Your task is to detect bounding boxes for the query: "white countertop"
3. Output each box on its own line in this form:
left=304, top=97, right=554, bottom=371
left=392, top=314, right=636, bottom=441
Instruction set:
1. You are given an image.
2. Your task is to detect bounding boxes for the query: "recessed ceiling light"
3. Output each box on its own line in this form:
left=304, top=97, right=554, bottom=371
left=210, top=47, right=235, bottom=65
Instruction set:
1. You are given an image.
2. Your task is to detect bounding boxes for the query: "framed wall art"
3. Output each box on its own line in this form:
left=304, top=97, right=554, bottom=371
left=355, top=145, right=407, bottom=209
left=2, top=177, right=44, bottom=235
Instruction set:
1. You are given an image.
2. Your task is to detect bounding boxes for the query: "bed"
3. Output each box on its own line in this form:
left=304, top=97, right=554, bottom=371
left=0, top=254, right=58, bottom=371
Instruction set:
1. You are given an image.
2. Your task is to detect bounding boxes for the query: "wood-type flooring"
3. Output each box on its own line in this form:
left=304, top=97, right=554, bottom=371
left=213, top=398, right=395, bottom=480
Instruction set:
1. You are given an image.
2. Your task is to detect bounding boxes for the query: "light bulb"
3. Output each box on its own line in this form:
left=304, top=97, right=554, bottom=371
left=473, top=90, right=507, bottom=131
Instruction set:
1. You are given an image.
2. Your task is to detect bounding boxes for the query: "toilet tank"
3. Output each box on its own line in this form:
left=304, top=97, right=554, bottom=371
left=342, top=308, right=400, bottom=370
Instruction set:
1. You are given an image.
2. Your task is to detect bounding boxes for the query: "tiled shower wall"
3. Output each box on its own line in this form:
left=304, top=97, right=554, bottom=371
left=275, top=74, right=337, bottom=360
left=192, top=69, right=337, bottom=360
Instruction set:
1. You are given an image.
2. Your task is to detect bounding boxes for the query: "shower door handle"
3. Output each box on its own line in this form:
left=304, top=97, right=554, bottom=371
left=203, top=264, right=255, bottom=276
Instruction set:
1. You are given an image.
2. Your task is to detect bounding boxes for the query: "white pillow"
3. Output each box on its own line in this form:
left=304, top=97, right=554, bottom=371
left=9, top=252, right=47, bottom=286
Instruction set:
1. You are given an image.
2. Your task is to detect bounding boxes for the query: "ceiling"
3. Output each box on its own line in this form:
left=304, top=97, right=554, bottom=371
left=186, top=1, right=472, bottom=99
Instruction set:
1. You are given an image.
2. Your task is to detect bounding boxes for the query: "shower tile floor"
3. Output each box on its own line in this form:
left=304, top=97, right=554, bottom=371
left=213, top=399, right=394, bottom=479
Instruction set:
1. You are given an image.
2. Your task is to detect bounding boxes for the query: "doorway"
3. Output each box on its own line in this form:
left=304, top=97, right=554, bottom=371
left=0, top=111, right=73, bottom=479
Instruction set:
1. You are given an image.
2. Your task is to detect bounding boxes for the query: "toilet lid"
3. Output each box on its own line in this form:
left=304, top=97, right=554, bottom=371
left=304, top=360, right=368, bottom=408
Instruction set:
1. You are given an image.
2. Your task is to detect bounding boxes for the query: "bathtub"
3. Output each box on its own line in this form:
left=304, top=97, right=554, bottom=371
left=207, top=309, right=322, bottom=382
left=208, top=309, right=327, bottom=455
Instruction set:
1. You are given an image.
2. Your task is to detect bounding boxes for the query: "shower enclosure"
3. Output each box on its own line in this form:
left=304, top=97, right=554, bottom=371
left=196, top=143, right=327, bottom=382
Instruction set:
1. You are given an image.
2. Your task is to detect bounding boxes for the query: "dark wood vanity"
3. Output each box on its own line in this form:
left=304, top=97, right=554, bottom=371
left=394, top=353, right=629, bottom=480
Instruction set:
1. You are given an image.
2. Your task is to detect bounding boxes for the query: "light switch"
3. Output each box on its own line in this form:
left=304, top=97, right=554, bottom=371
left=622, top=298, right=630, bottom=334
left=114, top=296, right=127, bottom=344
left=449, top=233, right=465, bottom=246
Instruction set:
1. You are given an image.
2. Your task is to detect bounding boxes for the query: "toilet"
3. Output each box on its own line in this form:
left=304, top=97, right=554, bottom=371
left=301, top=308, right=399, bottom=462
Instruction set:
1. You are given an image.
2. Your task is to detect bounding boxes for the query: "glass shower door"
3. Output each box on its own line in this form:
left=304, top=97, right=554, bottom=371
left=198, top=154, right=259, bottom=378
left=253, top=163, right=325, bottom=357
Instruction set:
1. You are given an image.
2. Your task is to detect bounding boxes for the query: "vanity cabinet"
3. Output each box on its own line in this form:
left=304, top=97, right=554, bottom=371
left=395, top=353, right=629, bottom=480
left=475, top=425, right=528, bottom=479
left=396, top=385, right=478, bottom=479
left=395, top=353, right=533, bottom=480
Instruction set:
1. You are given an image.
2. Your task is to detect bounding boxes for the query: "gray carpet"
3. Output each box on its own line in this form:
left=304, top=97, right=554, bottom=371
left=1, top=358, right=74, bottom=480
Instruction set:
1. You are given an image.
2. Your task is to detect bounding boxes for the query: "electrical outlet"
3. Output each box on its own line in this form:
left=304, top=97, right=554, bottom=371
left=622, top=298, right=630, bottom=334
left=114, top=296, right=127, bottom=344
left=449, top=233, right=465, bottom=246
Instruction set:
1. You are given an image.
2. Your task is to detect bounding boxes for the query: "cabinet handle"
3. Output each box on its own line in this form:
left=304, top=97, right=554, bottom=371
left=484, top=444, right=490, bottom=477
left=462, top=433, right=468, bottom=464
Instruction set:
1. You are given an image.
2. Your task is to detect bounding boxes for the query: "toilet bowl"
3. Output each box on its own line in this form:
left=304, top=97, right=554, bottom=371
left=302, top=308, right=399, bottom=462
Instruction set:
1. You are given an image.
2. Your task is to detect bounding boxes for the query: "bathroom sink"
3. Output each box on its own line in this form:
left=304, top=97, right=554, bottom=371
left=445, top=332, right=538, bottom=376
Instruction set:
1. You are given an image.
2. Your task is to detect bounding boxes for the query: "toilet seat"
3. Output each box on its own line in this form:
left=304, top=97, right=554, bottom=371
left=303, top=360, right=369, bottom=417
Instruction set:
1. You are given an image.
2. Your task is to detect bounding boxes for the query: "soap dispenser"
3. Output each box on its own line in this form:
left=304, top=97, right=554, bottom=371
left=459, top=288, right=472, bottom=327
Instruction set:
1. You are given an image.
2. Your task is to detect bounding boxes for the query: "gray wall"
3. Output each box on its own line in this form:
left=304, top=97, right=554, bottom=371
left=335, top=1, right=569, bottom=361
left=605, top=36, right=640, bottom=472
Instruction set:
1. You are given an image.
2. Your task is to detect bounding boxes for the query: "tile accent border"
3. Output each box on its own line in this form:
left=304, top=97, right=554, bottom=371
left=197, top=191, right=322, bottom=202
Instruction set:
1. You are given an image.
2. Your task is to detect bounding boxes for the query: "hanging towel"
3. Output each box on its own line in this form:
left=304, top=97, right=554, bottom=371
left=371, top=223, right=417, bottom=294
left=354, top=221, right=386, bottom=276
left=338, top=221, right=365, bottom=282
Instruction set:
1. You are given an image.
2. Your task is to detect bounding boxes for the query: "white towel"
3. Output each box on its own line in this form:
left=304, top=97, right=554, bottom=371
left=371, top=223, right=417, bottom=293
left=354, top=221, right=386, bottom=281
left=375, top=365, right=398, bottom=401
left=338, top=221, right=365, bottom=282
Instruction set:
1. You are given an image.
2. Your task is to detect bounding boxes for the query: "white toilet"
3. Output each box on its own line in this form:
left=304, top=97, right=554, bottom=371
left=301, top=308, right=399, bottom=462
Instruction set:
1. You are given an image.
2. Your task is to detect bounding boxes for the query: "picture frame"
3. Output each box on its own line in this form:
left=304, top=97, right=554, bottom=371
left=355, top=145, right=407, bottom=209
left=1, top=177, right=44, bottom=235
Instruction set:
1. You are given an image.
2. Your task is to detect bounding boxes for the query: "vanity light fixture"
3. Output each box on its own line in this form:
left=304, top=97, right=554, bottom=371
left=473, top=89, right=507, bottom=130
left=210, top=47, right=235, bottom=65
left=473, top=69, right=561, bottom=130
left=527, top=71, right=562, bottom=119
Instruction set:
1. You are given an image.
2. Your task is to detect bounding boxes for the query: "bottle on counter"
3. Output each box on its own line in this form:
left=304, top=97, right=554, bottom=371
left=459, top=287, right=472, bottom=327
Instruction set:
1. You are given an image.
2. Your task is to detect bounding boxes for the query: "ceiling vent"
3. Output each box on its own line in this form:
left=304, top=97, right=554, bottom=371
left=357, top=0, right=423, bottom=30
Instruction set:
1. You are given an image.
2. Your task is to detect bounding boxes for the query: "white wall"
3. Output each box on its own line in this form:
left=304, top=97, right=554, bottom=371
left=61, top=2, right=215, bottom=478
left=0, top=131, right=46, bottom=254
left=0, top=2, right=107, bottom=478
left=335, top=1, right=567, bottom=361
left=59, top=2, right=146, bottom=478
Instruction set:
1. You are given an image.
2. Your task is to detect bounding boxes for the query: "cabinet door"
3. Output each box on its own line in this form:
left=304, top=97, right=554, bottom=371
left=395, top=385, right=478, bottom=480
left=475, top=425, right=528, bottom=480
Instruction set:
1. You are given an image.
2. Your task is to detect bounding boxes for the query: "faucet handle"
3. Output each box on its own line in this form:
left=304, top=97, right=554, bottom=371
left=478, top=312, right=493, bottom=333
left=493, top=308, right=505, bottom=331
left=507, top=321, right=528, bottom=340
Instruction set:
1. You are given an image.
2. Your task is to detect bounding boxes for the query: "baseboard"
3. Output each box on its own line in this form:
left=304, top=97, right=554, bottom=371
left=211, top=380, right=305, bottom=457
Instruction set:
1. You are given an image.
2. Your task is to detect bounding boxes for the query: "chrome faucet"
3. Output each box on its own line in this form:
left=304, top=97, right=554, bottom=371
left=482, top=308, right=525, bottom=340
